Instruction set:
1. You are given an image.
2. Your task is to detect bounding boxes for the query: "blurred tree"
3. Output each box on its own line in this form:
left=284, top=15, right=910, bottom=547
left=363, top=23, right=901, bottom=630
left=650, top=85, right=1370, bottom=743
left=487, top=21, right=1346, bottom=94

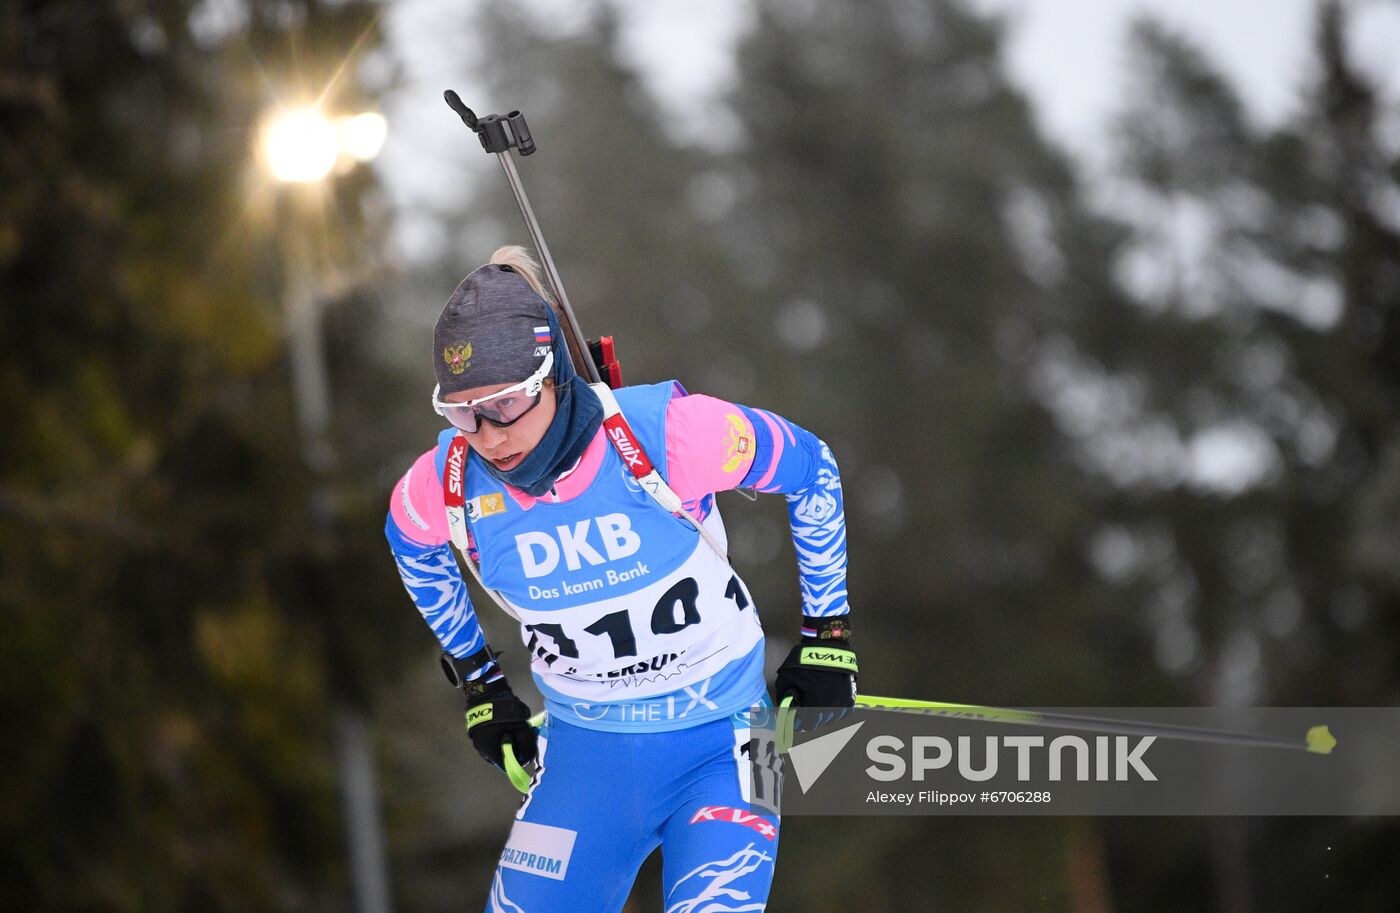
left=725, top=1, right=1134, bottom=911
left=1077, top=4, right=1400, bottom=911
left=0, top=1, right=407, bottom=911
left=728, top=0, right=1135, bottom=704
left=1089, top=0, right=1399, bottom=726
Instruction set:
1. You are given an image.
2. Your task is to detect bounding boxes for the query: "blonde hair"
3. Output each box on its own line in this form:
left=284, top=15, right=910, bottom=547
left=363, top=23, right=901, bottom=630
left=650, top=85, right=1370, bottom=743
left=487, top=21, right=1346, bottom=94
left=489, top=245, right=552, bottom=305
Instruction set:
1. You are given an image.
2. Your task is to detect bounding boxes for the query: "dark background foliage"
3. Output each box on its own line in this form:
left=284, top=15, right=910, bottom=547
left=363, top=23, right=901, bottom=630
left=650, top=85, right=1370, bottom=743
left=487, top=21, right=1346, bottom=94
left=2, top=1, right=1396, bottom=910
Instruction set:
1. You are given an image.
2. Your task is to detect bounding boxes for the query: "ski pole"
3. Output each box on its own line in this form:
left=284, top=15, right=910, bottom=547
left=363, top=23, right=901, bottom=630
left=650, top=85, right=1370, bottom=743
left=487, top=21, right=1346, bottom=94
left=442, top=90, right=602, bottom=385
left=777, top=695, right=1334, bottom=756
left=503, top=698, right=1336, bottom=793
left=851, top=695, right=1337, bottom=754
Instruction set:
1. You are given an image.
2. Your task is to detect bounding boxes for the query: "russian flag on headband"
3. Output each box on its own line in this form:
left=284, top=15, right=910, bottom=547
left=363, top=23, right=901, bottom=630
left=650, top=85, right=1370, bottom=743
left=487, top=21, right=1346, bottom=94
left=533, top=325, right=551, bottom=343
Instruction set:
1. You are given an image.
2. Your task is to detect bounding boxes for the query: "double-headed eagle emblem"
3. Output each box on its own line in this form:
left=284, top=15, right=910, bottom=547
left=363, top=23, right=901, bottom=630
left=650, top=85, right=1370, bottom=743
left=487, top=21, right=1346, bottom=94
left=443, top=342, right=472, bottom=375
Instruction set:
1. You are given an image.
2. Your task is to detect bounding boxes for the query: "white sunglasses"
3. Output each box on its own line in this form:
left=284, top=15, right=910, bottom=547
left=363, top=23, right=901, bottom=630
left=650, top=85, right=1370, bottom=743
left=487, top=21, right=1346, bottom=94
left=432, top=351, right=554, bottom=433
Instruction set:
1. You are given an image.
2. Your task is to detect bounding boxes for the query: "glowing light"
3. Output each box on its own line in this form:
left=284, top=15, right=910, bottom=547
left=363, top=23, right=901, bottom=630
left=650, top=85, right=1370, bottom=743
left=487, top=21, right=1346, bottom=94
left=262, top=109, right=338, bottom=183
left=339, top=112, right=387, bottom=162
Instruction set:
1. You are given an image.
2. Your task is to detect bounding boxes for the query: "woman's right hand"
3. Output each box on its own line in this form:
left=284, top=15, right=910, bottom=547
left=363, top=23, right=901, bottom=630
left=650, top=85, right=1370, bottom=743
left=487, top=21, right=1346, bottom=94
left=465, top=677, right=539, bottom=769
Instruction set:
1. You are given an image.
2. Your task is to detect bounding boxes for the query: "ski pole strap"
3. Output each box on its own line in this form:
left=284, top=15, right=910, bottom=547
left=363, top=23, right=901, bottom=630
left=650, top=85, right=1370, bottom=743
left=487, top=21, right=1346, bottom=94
left=590, top=383, right=730, bottom=564
left=504, top=711, right=549, bottom=794
left=501, top=743, right=533, bottom=793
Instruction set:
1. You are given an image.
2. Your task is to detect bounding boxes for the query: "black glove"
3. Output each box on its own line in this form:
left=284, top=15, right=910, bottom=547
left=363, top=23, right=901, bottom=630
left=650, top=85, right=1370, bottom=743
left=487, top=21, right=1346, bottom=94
left=775, top=615, right=858, bottom=726
left=442, top=648, right=538, bottom=769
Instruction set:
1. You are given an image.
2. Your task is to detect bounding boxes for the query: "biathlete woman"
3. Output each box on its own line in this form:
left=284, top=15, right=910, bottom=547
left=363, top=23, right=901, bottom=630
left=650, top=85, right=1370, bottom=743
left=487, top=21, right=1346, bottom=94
left=385, top=247, right=857, bottom=912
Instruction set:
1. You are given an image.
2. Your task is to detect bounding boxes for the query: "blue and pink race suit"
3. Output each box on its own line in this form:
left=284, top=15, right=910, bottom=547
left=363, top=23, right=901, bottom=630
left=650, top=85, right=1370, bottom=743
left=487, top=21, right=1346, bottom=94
left=386, top=380, right=849, bottom=912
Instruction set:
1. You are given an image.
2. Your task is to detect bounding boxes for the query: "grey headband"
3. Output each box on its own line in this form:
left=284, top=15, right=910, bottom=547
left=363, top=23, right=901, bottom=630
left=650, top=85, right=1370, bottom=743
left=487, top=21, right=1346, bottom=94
left=433, top=264, right=554, bottom=395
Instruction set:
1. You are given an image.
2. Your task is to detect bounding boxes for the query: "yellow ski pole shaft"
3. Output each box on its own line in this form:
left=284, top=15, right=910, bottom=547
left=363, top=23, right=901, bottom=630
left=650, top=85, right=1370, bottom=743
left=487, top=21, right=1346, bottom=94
left=854, top=694, right=1336, bottom=755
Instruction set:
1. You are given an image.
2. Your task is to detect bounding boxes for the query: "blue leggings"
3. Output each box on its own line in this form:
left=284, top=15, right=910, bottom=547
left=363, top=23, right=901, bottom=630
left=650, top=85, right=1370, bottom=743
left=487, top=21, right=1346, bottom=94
left=486, top=710, right=780, bottom=913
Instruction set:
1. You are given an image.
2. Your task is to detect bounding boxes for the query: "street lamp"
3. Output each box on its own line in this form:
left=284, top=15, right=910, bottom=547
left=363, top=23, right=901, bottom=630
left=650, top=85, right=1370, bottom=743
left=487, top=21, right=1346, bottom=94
left=261, top=105, right=393, bottom=913
left=339, top=112, right=388, bottom=163
left=261, top=109, right=339, bottom=183
left=259, top=104, right=386, bottom=471
left=260, top=106, right=387, bottom=181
